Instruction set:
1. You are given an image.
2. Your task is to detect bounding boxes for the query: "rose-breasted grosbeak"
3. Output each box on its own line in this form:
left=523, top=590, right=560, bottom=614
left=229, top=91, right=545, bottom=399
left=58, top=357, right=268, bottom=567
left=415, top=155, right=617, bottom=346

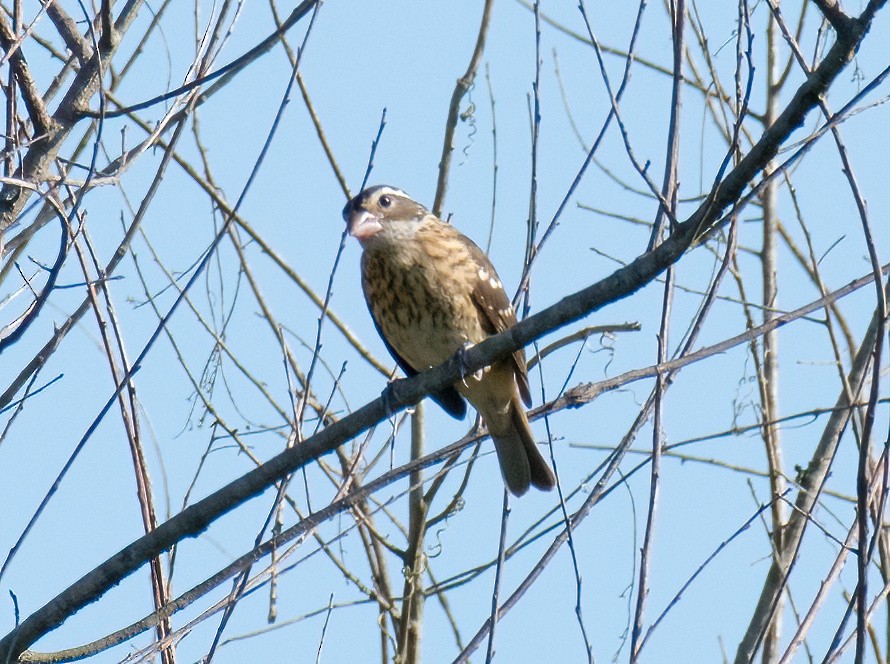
left=343, top=185, right=556, bottom=496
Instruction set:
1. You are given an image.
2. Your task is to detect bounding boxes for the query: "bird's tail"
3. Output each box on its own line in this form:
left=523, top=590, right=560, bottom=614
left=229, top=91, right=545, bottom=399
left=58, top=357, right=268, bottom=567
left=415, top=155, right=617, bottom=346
left=489, top=395, right=556, bottom=496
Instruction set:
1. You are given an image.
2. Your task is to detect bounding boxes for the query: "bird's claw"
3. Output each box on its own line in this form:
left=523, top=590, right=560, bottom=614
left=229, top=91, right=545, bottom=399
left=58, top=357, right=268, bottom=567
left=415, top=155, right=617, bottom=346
left=456, top=342, right=483, bottom=389
left=381, top=378, right=403, bottom=418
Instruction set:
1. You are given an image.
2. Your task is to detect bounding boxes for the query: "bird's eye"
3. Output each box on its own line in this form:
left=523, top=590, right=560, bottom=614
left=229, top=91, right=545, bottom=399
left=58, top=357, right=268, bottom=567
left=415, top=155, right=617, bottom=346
left=379, top=195, right=392, bottom=208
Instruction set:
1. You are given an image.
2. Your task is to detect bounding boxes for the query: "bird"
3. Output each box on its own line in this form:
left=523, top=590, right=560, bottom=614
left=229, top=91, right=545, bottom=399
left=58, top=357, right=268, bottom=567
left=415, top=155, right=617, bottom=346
left=343, top=185, right=556, bottom=496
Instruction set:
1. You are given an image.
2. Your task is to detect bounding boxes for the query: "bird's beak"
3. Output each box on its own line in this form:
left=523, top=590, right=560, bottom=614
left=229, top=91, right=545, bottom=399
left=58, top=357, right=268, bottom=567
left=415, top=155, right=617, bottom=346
left=346, top=208, right=383, bottom=242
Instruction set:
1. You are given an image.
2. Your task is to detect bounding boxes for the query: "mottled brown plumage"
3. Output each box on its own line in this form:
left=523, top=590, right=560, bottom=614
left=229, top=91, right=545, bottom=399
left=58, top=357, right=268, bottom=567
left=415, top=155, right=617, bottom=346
left=343, top=185, right=556, bottom=496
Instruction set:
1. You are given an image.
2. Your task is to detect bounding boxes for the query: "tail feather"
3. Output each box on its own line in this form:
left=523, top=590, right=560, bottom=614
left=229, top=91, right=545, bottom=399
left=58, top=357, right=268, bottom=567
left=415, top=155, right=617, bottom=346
left=489, top=396, right=556, bottom=496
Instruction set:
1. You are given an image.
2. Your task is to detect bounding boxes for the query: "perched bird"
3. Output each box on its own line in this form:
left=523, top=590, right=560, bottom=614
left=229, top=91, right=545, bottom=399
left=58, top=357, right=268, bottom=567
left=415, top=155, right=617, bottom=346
left=343, top=185, right=556, bottom=496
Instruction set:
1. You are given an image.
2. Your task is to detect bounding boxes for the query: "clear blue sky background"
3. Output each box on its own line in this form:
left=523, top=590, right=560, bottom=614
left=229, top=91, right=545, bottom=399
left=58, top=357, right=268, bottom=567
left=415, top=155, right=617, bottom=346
left=1, top=1, right=889, bottom=662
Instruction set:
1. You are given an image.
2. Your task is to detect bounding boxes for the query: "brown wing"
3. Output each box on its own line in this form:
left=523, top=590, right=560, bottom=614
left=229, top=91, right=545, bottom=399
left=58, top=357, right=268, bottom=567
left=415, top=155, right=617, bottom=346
left=461, top=237, right=532, bottom=408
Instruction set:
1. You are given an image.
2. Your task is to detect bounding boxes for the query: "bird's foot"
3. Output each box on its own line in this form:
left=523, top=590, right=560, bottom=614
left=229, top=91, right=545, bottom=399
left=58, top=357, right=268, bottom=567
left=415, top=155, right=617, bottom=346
left=381, top=378, right=405, bottom=418
left=456, top=342, right=484, bottom=389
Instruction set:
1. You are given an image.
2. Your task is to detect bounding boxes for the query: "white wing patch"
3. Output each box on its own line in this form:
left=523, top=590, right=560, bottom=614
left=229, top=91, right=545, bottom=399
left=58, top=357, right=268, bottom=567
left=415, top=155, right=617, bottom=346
left=477, top=267, right=503, bottom=292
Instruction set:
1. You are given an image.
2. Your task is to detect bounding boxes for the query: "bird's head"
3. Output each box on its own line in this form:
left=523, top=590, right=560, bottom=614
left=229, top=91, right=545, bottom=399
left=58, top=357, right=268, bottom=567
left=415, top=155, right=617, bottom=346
left=342, top=185, right=430, bottom=244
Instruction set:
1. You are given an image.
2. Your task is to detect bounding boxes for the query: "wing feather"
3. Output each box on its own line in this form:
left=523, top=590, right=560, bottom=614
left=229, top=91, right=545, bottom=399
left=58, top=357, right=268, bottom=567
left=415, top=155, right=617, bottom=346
left=462, top=238, right=532, bottom=407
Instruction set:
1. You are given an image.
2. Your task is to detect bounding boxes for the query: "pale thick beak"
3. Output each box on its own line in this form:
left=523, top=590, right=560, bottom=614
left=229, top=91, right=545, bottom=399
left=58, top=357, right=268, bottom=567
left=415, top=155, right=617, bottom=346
left=346, top=209, right=383, bottom=242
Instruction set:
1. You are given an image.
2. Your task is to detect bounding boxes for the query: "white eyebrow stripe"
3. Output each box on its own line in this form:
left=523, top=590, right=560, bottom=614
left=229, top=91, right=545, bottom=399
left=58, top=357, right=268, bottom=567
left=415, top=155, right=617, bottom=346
left=375, top=185, right=411, bottom=199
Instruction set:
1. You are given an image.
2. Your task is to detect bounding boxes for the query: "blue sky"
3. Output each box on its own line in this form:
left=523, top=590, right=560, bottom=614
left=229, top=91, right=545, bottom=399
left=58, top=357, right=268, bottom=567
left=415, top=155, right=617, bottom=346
left=1, top=1, right=889, bottom=662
